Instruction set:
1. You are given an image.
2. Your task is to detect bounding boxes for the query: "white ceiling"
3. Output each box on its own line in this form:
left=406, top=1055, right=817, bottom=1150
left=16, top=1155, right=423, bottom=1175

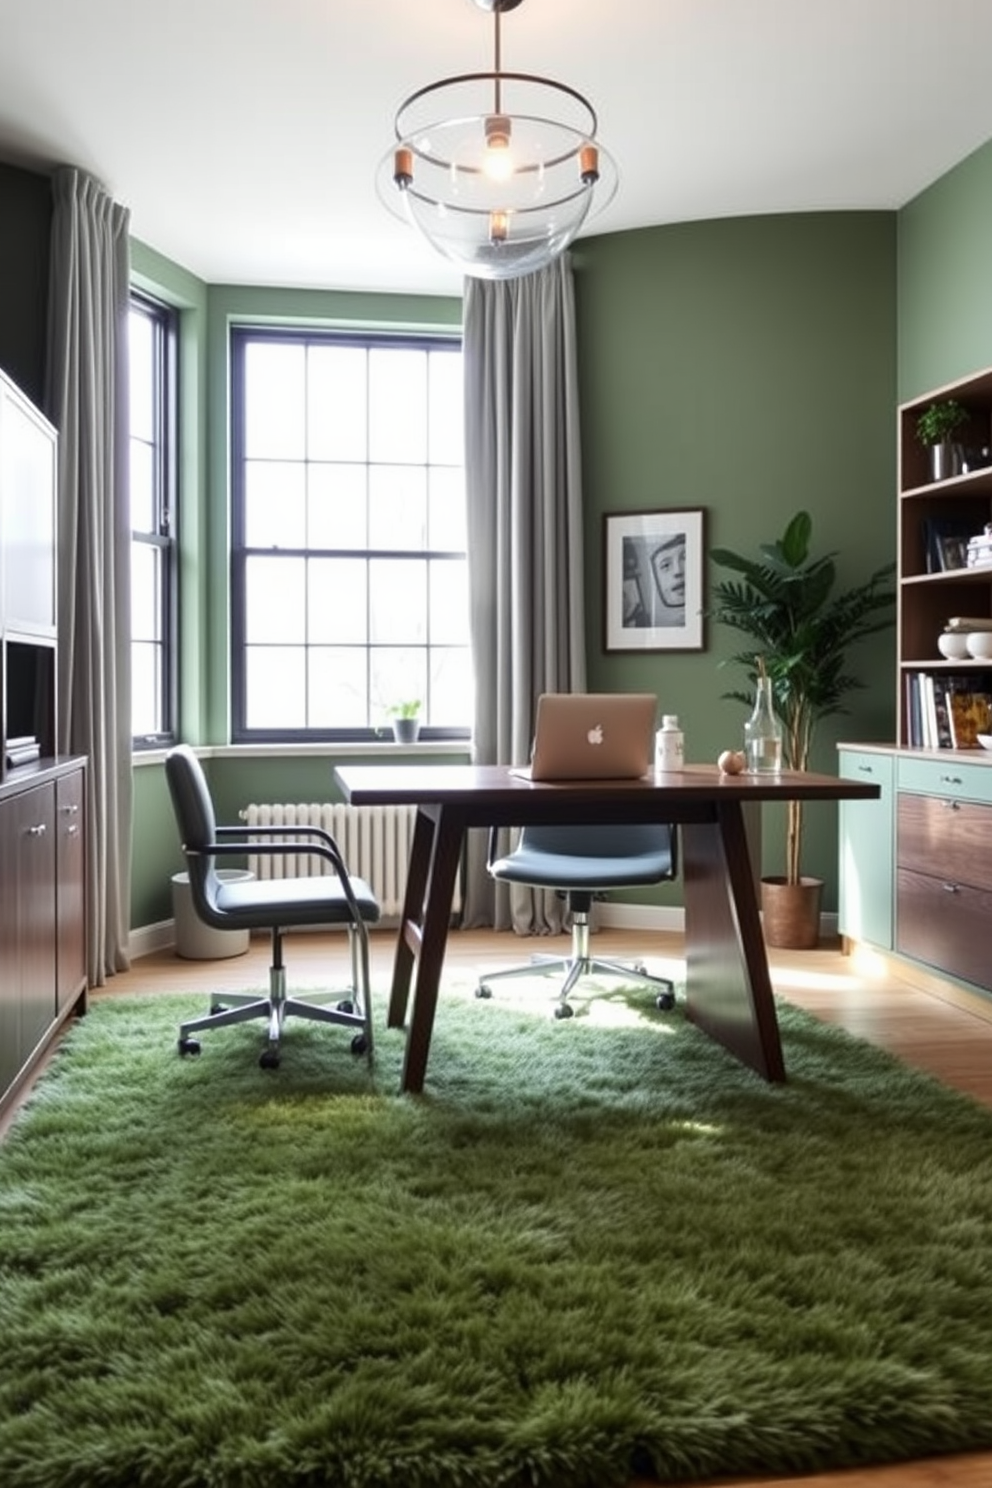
left=3, top=0, right=992, bottom=299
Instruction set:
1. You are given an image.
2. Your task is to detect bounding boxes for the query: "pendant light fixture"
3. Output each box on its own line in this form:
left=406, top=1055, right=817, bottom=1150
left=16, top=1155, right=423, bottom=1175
left=376, top=0, right=618, bottom=280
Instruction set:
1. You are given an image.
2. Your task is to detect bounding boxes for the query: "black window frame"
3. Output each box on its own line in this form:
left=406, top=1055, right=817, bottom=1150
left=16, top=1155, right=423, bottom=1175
left=129, top=289, right=179, bottom=751
left=229, top=325, right=470, bottom=745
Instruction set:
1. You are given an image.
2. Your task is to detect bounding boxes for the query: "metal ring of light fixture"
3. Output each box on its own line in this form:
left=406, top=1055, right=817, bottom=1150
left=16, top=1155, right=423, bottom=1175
left=375, top=0, right=618, bottom=280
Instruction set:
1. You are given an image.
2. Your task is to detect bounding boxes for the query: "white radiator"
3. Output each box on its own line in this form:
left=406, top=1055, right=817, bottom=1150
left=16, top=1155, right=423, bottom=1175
left=240, top=802, right=460, bottom=920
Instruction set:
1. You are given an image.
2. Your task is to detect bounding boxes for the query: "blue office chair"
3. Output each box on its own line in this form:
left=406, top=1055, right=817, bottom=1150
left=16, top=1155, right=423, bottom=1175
left=476, top=822, right=679, bottom=1017
left=165, top=745, right=380, bottom=1069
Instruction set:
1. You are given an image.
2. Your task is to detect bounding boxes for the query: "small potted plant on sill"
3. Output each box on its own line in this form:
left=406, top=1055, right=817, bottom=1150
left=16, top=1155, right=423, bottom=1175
left=915, top=398, right=969, bottom=483
left=709, top=511, right=895, bottom=949
left=388, top=700, right=422, bottom=744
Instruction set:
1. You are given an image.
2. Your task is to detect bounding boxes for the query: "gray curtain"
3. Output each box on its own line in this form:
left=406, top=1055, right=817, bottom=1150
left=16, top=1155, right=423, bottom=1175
left=45, top=166, right=133, bottom=985
left=462, top=254, right=587, bottom=932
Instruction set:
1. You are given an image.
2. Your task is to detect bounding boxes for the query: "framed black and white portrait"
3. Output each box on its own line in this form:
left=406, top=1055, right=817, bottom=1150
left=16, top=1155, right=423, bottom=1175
left=603, top=508, right=705, bottom=652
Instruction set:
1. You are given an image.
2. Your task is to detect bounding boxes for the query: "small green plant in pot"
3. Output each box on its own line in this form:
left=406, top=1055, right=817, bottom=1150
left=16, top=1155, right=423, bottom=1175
left=709, top=511, right=896, bottom=947
left=388, top=699, right=422, bottom=744
left=915, top=399, right=968, bottom=482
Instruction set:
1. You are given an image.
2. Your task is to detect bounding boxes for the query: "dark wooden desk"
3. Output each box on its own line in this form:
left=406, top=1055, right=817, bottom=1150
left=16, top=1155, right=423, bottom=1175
left=334, top=764, right=880, bottom=1093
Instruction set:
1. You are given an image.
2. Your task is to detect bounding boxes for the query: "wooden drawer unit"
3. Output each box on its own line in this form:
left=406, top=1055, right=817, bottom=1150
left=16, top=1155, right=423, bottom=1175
left=896, top=781, right=992, bottom=990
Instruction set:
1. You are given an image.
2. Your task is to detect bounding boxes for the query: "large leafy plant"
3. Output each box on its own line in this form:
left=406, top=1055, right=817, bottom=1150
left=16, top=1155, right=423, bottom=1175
left=709, top=511, right=895, bottom=884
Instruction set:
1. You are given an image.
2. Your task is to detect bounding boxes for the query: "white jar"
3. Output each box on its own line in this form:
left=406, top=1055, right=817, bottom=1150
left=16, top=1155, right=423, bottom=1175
left=655, top=714, right=684, bottom=771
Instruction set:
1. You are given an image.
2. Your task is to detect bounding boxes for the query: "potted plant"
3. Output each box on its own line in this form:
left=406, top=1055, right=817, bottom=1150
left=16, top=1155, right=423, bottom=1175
left=388, top=699, right=422, bottom=744
left=709, top=510, right=896, bottom=948
left=915, top=398, right=968, bottom=482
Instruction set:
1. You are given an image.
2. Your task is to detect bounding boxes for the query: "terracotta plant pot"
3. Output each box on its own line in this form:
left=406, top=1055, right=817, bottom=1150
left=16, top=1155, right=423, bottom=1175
left=760, top=875, right=823, bottom=950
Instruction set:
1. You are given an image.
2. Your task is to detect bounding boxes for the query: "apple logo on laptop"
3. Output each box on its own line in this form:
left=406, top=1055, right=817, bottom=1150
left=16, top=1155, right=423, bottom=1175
left=587, top=724, right=604, bottom=746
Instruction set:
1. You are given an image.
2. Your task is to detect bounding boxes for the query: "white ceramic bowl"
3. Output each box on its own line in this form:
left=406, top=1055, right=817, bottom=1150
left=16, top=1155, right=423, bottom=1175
left=978, top=735, right=992, bottom=751
left=938, top=631, right=971, bottom=660
left=965, top=631, right=992, bottom=660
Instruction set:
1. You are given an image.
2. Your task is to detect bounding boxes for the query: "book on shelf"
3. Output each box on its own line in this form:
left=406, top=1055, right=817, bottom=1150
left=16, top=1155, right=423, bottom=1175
left=946, top=616, right=992, bottom=633
left=5, top=739, right=41, bottom=767
left=904, top=672, right=992, bottom=748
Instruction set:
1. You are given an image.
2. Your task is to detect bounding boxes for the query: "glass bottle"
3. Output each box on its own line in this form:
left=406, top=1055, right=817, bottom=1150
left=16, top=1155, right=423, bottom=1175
left=744, top=676, right=783, bottom=774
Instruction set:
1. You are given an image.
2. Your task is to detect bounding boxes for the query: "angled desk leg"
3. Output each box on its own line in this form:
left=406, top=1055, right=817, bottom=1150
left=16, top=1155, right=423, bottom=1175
left=387, top=805, right=437, bottom=1030
left=388, top=804, right=465, bottom=1095
left=681, top=800, right=785, bottom=1082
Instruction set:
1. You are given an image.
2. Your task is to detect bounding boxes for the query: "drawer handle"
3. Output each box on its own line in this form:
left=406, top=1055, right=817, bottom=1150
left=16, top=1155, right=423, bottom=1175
left=941, top=882, right=960, bottom=894
left=857, top=764, right=875, bottom=775
left=27, top=823, right=47, bottom=837
left=66, top=824, right=80, bottom=838
left=940, top=799, right=961, bottom=811
left=939, top=774, right=963, bottom=785
left=60, top=802, right=80, bottom=816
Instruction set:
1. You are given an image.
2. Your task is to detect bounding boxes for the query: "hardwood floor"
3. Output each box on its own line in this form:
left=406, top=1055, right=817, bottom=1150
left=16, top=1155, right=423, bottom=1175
left=7, top=925, right=992, bottom=1488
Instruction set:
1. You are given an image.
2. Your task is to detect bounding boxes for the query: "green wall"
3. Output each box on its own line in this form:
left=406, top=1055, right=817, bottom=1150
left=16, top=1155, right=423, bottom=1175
left=572, top=213, right=898, bottom=899
left=898, top=138, right=992, bottom=400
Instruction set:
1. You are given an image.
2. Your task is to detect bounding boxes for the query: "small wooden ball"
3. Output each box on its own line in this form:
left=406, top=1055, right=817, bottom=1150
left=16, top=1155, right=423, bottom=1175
left=718, top=749, right=745, bottom=775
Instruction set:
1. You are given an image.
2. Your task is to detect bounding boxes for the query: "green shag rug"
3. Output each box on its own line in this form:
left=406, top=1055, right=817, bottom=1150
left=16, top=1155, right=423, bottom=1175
left=2, top=977, right=992, bottom=1488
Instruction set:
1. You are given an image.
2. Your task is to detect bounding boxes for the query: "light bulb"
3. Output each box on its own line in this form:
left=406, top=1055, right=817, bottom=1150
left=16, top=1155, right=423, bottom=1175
left=483, top=115, right=513, bottom=182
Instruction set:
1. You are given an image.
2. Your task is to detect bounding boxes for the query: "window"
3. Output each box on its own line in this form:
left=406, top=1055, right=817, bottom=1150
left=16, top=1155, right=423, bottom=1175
left=230, top=329, right=470, bottom=741
left=128, top=292, right=178, bottom=747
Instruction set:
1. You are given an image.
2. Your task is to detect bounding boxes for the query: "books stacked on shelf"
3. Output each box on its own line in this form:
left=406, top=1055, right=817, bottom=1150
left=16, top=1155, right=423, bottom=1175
left=905, top=674, right=992, bottom=749
left=5, top=734, right=41, bottom=767
left=967, top=523, right=992, bottom=569
left=945, top=615, right=992, bottom=633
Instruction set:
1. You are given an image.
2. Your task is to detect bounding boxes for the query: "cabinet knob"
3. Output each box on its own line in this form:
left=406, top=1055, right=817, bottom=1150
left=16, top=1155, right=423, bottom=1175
left=66, top=824, right=80, bottom=838
left=27, top=822, right=47, bottom=837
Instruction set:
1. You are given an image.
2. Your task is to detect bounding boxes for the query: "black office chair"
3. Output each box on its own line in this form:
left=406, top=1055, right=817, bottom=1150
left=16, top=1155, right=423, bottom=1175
left=165, top=745, right=380, bottom=1069
left=476, top=822, right=679, bottom=1018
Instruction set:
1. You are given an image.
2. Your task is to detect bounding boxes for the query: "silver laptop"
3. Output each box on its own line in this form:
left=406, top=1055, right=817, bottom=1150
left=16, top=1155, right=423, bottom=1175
left=520, top=692, right=657, bottom=781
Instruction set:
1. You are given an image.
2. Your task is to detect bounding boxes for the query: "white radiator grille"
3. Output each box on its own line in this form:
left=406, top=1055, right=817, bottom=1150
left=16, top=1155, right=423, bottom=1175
left=240, top=803, right=458, bottom=920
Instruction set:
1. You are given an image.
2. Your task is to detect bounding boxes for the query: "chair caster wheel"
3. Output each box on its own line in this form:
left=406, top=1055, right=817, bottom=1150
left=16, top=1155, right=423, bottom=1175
left=337, top=999, right=355, bottom=1014
left=475, top=983, right=493, bottom=999
left=350, top=1033, right=369, bottom=1057
left=553, top=1003, right=574, bottom=1020
left=656, top=988, right=676, bottom=1011
left=633, top=963, right=648, bottom=975
left=178, top=1037, right=201, bottom=1057
left=259, top=1048, right=280, bottom=1070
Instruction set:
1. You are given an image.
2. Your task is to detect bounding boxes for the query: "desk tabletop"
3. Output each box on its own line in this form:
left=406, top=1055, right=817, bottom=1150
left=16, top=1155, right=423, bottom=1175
left=335, top=762, right=880, bottom=807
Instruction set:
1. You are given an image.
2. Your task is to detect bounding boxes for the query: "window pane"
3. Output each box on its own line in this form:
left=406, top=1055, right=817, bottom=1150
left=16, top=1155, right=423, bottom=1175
left=129, top=440, right=154, bottom=533
left=244, top=460, right=306, bottom=548
left=245, top=555, right=306, bottom=642
left=131, top=542, right=161, bottom=642
left=430, top=646, right=474, bottom=727
left=128, top=309, right=154, bottom=442
left=244, top=342, right=305, bottom=458
left=368, top=466, right=427, bottom=551
left=429, top=352, right=463, bottom=466
left=308, top=345, right=367, bottom=461
left=245, top=646, right=306, bottom=729
left=308, top=464, right=368, bottom=550
left=429, top=468, right=467, bottom=551
left=369, top=558, right=426, bottom=644
left=132, top=641, right=162, bottom=736
left=308, top=647, right=369, bottom=727
left=308, top=557, right=368, bottom=644
left=429, top=558, right=468, bottom=644
left=369, top=347, right=427, bottom=463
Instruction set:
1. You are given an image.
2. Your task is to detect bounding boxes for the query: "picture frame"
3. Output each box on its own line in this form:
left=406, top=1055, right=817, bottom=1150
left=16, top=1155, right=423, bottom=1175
left=603, top=508, right=706, bottom=652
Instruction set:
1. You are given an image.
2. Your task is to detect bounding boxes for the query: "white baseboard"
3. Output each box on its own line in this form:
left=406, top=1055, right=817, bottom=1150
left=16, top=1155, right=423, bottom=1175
left=129, top=904, right=838, bottom=962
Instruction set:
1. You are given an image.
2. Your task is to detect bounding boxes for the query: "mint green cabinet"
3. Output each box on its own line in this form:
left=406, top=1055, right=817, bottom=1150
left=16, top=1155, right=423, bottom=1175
left=838, top=747, right=894, bottom=950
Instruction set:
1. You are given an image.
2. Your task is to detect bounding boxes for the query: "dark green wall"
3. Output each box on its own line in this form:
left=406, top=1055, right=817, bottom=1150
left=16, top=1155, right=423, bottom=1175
left=0, top=161, right=51, bottom=406
left=572, top=213, right=898, bottom=898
